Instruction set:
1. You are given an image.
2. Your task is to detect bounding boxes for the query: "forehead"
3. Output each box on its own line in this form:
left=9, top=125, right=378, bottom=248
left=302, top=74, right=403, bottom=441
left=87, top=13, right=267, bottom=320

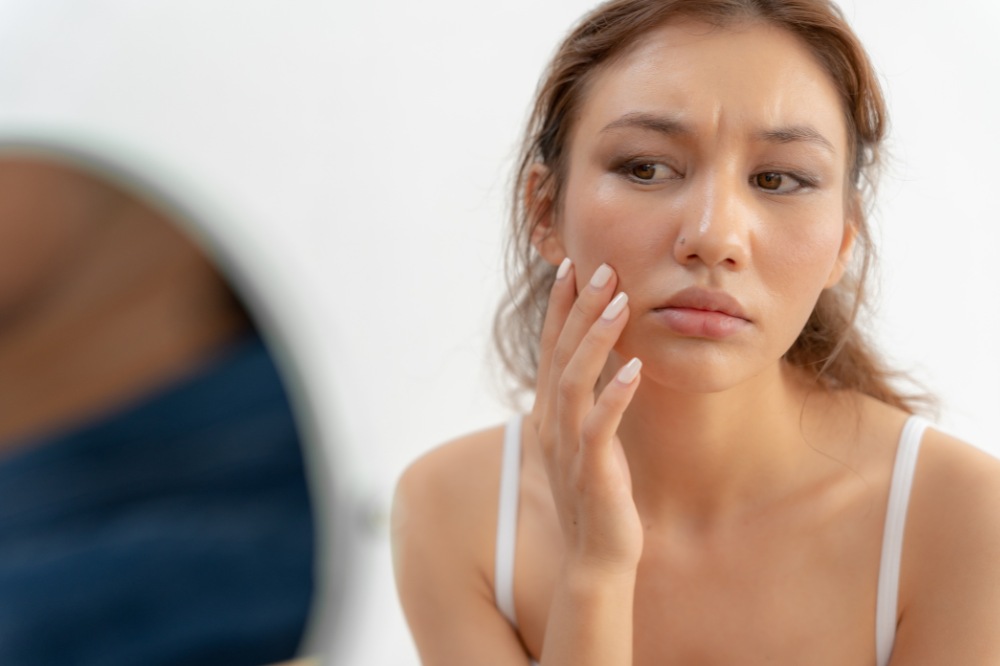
left=571, top=20, right=849, bottom=155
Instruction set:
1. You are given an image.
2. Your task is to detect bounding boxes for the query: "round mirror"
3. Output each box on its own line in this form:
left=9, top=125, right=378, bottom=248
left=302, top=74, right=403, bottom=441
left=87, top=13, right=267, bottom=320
left=0, top=142, right=359, bottom=666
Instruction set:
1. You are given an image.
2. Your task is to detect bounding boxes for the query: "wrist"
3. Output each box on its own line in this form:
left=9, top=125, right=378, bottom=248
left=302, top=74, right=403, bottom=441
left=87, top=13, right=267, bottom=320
left=560, top=558, right=638, bottom=597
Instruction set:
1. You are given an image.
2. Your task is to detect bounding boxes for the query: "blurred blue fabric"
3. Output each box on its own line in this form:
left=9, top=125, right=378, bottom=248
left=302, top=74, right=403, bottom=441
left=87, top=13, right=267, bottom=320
left=0, top=333, right=315, bottom=665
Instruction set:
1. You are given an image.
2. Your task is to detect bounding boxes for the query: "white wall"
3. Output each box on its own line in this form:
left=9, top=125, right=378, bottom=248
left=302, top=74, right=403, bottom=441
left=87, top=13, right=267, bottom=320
left=0, top=1, right=996, bottom=664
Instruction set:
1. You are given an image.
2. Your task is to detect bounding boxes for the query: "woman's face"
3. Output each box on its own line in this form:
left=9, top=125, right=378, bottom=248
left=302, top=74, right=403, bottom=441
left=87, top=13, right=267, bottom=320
left=538, top=20, right=856, bottom=392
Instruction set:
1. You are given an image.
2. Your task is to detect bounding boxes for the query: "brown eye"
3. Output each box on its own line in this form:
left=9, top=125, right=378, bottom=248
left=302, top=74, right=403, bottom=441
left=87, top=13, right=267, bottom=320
left=753, top=171, right=810, bottom=194
left=631, top=163, right=659, bottom=180
left=755, top=172, right=783, bottom=190
left=620, top=160, right=677, bottom=183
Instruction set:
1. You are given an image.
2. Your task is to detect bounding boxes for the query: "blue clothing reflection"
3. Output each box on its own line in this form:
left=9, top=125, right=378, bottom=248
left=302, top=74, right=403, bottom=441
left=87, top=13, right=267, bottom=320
left=0, top=334, right=315, bottom=666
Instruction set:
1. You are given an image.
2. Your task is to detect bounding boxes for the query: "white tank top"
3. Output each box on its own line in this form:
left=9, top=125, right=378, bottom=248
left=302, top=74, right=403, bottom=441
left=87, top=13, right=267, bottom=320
left=494, top=415, right=928, bottom=666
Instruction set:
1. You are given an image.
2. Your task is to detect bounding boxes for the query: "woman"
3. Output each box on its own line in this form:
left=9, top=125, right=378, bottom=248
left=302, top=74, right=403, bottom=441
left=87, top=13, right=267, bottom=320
left=392, top=0, right=1000, bottom=663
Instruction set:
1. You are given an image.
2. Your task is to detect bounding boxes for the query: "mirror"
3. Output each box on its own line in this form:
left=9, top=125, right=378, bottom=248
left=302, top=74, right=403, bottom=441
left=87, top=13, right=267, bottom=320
left=0, top=146, right=325, bottom=666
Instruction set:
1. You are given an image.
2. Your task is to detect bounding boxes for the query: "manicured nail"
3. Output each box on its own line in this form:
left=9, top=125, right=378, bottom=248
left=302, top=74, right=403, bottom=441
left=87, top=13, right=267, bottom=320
left=601, top=292, right=628, bottom=321
left=556, top=257, right=572, bottom=280
left=615, top=357, right=642, bottom=385
left=589, top=263, right=612, bottom=289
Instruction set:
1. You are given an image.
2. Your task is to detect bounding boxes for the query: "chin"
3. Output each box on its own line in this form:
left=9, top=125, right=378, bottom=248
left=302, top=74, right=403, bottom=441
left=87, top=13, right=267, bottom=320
left=619, top=339, right=775, bottom=396
left=646, top=364, right=751, bottom=395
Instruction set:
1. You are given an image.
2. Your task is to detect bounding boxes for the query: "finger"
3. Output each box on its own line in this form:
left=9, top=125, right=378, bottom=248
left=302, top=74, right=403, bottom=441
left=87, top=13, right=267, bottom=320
left=555, top=290, right=631, bottom=436
left=534, top=257, right=576, bottom=416
left=580, top=357, right=642, bottom=465
left=546, top=263, right=619, bottom=414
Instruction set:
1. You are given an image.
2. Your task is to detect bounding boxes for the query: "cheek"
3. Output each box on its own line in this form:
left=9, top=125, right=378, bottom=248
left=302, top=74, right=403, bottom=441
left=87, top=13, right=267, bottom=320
left=756, top=212, right=847, bottom=319
left=768, top=228, right=839, bottom=277
left=558, top=175, right=671, bottom=290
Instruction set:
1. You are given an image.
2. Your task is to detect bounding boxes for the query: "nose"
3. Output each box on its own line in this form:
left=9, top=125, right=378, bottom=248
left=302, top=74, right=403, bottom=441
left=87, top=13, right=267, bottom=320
left=673, top=173, right=751, bottom=270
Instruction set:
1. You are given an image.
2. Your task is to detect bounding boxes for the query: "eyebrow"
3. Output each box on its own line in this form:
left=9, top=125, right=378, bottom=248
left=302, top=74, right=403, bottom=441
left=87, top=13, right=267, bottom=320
left=601, top=112, right=692, bottom=137
left=601, top=112, right=836, bottom=154
left=755, top=125, right=836, bottom=154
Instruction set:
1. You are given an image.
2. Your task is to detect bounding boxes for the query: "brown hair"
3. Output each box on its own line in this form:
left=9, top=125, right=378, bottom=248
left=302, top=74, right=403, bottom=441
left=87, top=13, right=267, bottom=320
left=493, top=0, right=928, bottom=412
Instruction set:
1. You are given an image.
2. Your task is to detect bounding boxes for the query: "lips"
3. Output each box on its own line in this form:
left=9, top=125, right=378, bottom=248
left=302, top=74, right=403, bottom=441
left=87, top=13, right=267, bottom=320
left=657, top=287, right=749, bottom=320
left=652, top=287, right=750, bottom=339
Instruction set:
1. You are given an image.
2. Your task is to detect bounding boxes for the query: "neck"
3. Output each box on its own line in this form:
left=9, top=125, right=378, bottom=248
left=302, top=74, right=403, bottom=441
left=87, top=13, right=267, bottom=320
left=613, top=358, right=826, bottom=527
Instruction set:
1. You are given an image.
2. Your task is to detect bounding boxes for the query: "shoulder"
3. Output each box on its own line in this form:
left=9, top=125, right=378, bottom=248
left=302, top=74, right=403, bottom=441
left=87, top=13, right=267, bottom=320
left=892, top=425, right=1000, bottom=662
left=390, top=423, right=508, bottom=607
left=906, top=425, right=1000, bottom=568
left=391, top=422, right=534, bottom=663
left=908, top=425, right=1000, bottom=545
left=392, top=423, right=508, bottom=546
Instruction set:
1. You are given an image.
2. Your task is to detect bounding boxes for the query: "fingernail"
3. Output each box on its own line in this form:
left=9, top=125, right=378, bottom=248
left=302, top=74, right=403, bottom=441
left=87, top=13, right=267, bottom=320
left=601, top=292, right=628, bottom=321
left=589, top=263, right=612, bottom=289
left=556, top=257, right=572, bottom=280
left=615, top=357, right=642, bottom=384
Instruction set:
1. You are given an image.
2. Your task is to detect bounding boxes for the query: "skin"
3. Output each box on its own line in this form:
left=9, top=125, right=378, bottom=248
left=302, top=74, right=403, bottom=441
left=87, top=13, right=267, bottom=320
left=0, top=158, right=250, bottom=449
left=392, top=20, right=1000, bottom=665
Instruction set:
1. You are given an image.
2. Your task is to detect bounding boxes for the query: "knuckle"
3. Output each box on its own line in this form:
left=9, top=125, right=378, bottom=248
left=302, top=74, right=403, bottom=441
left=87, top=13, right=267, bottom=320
left=579, top=415, right=603, bottom=446
left=557, top=373, right=585, bottom=402
left=578, top=328, right=607, bottom=356
left=597, top=381, right=629, bottom=410
left=551, top=345, right=575, bottom=372
left=570, top=297, right=593, bottom=321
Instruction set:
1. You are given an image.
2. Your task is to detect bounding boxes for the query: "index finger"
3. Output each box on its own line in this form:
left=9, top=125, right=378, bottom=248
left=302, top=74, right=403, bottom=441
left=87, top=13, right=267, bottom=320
left=533, top=257, right=575, bottom=418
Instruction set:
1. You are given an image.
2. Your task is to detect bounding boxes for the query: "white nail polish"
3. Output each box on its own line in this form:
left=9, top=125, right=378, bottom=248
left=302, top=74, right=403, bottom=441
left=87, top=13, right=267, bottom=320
left=615, top=357, right=642, bottom=384
left=601, top=292, right=628, bottom=321
left=556, top=257, right=572, bottom=280
left=590, top=263, right=612, bottom=289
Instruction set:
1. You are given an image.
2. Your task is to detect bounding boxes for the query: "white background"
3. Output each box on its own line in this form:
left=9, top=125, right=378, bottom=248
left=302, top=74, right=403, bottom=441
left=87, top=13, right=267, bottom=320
left=0, top=1, right=997, bottom=664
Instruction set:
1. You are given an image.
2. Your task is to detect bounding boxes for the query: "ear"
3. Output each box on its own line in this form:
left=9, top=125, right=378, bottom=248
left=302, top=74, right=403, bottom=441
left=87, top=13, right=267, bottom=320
left=525, top=163, right=566, bottom=266
left=824, top=199, right=859, bottom=288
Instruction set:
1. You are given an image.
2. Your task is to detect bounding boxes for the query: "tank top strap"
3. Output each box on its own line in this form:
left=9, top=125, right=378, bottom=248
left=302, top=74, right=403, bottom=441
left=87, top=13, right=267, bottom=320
left=495, top=414, right=523, bottom=627
left=875, top=415, right=928, bottom=666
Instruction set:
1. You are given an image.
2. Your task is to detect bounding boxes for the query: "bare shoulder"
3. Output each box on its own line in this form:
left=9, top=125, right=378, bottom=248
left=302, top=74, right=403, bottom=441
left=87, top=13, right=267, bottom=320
left=908, top=425, right=1000, bottom=547
left=907, top=420, right=1000, bottom=560
left=392, top=423, right=507, bottom=572
left=391, top=423, right=532, bottom=664
left=393, top=424, right=507, bottom=538
left=891, top=425, right=1000, bottom=664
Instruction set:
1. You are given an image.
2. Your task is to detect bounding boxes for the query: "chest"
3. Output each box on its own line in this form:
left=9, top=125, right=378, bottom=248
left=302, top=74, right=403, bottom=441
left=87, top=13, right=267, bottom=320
left=511, top=485, right=886, bottom=665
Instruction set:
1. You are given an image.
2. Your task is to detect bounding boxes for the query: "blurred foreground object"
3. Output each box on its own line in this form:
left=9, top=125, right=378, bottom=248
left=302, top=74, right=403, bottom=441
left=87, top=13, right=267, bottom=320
left=0, top=152, right=315, bottom=665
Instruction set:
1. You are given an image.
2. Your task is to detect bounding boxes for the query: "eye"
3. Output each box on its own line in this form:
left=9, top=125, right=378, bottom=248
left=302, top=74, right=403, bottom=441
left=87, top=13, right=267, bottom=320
left=623, top=161, right=677, bottom=183
left=753, top=171, right=808, bottom=194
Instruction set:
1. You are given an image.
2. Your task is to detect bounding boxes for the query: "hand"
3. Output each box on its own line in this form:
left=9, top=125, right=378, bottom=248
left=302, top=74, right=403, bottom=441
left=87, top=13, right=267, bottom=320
left=530, top=259, right=644, bottom=576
